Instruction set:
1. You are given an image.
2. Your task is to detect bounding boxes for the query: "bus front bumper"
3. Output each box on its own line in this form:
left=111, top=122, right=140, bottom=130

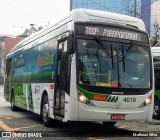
left=79, top=102, right=151, bottom=122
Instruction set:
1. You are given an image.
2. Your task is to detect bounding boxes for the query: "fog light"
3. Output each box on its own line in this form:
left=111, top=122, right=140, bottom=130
left=79, top=95, right=87, bottom=103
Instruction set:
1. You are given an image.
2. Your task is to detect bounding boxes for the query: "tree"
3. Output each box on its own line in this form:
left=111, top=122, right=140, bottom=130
left=150, top=21, right=160, bottom=47
left=22, top=24, right=43, bottom=36
left=121, top=0, right=141, bottom=18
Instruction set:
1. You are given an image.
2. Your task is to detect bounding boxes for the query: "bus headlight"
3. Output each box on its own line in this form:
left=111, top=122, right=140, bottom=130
left=138, top=95, right=152, bottom=108
left=78, top=92, right=87, bottom=103
left=145, top=95, right=152, bottom=106
left=77, top=92, right=95, bottom=106
left=79, top=94, right=87, bottom=103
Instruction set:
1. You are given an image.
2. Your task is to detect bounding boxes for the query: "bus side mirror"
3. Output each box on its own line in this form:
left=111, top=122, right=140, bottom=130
left=67, top=35, right=74, bottom=54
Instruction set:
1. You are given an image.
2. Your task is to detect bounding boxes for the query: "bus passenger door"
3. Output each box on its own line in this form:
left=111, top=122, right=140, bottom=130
left=54, top=39, right=70, bottom=117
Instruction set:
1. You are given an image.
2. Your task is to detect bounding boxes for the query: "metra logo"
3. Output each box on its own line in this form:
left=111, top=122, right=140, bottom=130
left=38, top=52, right=53, bottom=67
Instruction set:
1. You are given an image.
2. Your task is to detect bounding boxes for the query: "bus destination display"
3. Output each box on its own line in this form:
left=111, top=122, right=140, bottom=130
left=76, top=24, right=148, bottom=42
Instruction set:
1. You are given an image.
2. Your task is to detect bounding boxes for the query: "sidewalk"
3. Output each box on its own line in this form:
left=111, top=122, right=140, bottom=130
left=0, top=85, right=13, bottom=116
left=0, top=84, right=4, bottom=99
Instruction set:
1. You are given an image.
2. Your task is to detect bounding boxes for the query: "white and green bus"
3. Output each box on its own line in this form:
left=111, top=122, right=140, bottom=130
left=151, top=47, right=160, bottom=120
left=5, top=9, right=154, bottom=127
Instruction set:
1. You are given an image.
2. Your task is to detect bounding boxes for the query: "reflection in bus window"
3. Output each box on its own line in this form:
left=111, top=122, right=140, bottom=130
left=77, top=39, right=150, bottom=89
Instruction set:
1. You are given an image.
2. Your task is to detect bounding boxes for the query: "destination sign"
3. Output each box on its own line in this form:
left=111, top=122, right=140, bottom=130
left=76, top=24, right=148, bottom=42
left=86, top=26, right=138, bottom=40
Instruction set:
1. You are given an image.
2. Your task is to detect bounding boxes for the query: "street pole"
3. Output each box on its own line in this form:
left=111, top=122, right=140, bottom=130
left=134, top=0, right=137, bottom=17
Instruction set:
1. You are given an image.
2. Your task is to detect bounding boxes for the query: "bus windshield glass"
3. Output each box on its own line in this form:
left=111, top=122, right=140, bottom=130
left=77, top=39, right=151, bottom=89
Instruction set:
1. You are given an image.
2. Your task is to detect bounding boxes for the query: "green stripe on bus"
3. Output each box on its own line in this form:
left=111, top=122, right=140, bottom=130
left=106, top=96, right=111, bottom=102
left=155, top=90, right=160, bottom=100
left=114, top=96, right=118, bottom=102
left=110, top=96, right=115, bottom=102
left=106, top=96, right=118, bottom=102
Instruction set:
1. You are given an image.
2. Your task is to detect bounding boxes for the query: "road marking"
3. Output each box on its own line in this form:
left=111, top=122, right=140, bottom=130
left=89, top=138, right=110, bottom=140
left=127, top=128, right=143, bottom=132
left=128, top=129, right=137, bottom=131
left=117, top=125, right=128, bottom=129
left=0, top=120, right=14, bottom=131
left=0, top=115, right=14, bottom=120
left=0, top=119, right=41, bottom=131
left=12, top=124, right=41, bottom=131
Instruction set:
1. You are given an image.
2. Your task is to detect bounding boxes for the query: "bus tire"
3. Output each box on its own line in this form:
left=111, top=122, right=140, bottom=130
left=11, top=92, right=18, bottom=111
left=42, top=95, right=51, bottom=127
left=103, top=122, right=116, bottom=126
left=153, top=96, right=160, bottom=120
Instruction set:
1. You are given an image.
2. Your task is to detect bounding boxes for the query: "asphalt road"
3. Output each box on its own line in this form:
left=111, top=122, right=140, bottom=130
left=0, top=85, right=160, bottom=140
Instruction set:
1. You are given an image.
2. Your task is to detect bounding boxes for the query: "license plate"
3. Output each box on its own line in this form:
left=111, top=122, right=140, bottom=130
left=111, top=114, right=125, bottom=120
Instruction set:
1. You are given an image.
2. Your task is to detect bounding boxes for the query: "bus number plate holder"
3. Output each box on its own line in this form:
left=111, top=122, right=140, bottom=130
left=111, top=114, right=125, bottom=120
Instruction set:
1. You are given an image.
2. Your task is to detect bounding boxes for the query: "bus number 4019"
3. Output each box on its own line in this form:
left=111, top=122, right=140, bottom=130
left=123, top=97, right=136, bottom=102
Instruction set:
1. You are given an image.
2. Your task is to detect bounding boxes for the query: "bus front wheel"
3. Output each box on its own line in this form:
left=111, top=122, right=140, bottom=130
left=153, top=97, right=160, bottom=120
left=42, top=95, right=51, bottom=127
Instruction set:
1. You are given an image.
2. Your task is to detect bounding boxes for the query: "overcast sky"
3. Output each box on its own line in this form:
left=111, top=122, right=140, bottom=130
left=0, top=0, right=70, bottom=36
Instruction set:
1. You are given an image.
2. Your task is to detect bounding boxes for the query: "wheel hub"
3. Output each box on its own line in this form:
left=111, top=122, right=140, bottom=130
left=155, top=104, right=159, bottom=113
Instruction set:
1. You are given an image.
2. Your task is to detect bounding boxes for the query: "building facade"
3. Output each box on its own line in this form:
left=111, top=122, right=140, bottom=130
left=150, top=0, right=160, bottom=37
left=71, top=0, right=141, bottom=16
left=141, top=0, right=160, bottom=38
left=141, top=0, right=151, bottom=35
left=71, top=0, right=160, bottom=37
left=0, top=35, right=21, bottom=83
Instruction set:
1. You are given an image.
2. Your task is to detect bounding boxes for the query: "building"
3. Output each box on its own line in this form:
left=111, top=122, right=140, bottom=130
left=141, top=0, right=160, bottom=37
left=141, top=0, right=151, bottom=35
left=71, top=0, right=160, bottom=38
left=0, top=35, right=21, bottom=83
left=4, top=37, right=21, bottom=54
left=150, top=0, right=160, bottom=36
left=0, top=36, right=6, bottom=83
left=141, top=0, right=160, bottom=46
left=71, top=0, right=141, bottom=17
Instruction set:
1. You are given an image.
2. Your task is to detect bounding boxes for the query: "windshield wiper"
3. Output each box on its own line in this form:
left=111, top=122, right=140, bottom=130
left=125, top=41, right=135, bottom=58
left=111, top=44, right=114, bottom=69
left=119, top=41, right=135, bottom=72
left=121, top=45, right=126, bottom=72
left=94, top=36, right=111, bottom=58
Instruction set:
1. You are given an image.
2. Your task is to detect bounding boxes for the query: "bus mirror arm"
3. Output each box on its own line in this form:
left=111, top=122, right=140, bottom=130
left=67, top=35, right=74, bottom=54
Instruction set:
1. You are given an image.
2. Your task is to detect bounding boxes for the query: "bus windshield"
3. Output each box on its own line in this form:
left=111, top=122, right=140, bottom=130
left=77, top=38, right=151, bottom=89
